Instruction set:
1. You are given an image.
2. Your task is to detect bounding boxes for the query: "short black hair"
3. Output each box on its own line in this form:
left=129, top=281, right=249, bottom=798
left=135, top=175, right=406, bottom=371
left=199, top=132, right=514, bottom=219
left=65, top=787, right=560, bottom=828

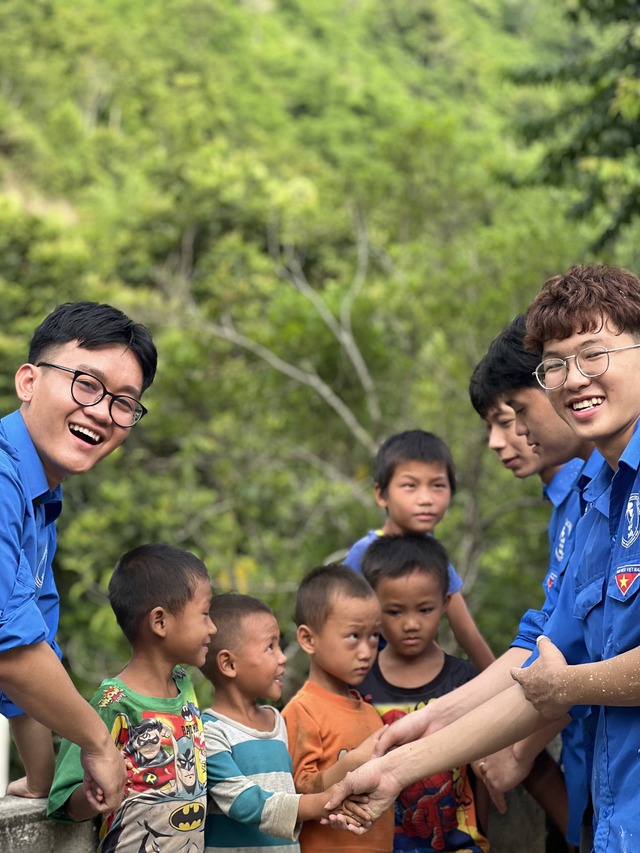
left=469, top=314, right=538, bottom=417
left=28, top=302, right=157, bottom=392
left=200, top=593, right=275, bottom=683
left=374, top=430, right=456, bottom=497
left=109, top=543, right=210, bottom=645
left=361, top=534, right=449, bottom=598
left=468, top=358, right=497, bottom=418
left=295, top=563, right=376, bottom=631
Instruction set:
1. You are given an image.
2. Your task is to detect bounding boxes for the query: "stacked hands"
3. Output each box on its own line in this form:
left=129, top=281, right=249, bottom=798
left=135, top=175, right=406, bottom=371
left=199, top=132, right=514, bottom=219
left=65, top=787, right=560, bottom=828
left=324, top=635, right=572, bottom=833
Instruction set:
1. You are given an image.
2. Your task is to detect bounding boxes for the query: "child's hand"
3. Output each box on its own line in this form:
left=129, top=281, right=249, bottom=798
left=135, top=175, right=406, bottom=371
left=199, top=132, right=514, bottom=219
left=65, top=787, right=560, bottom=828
left=321, top=790, right=372, bottom=835
left=340, top=794, right=372, bottom=826
left=349, top=725, right=388, bottom=767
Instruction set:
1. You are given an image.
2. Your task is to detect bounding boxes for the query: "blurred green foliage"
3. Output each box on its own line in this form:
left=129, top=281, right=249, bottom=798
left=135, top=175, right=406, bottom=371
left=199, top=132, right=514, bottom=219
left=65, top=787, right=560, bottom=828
left=1, top=0, right=639, bottom=706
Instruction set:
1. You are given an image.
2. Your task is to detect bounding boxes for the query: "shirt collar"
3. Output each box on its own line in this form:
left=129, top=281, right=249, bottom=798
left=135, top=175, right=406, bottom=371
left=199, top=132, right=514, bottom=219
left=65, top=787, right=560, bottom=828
left=542, top=457, right=585, bottom=508
left=1, top=410, right=63, bottom=511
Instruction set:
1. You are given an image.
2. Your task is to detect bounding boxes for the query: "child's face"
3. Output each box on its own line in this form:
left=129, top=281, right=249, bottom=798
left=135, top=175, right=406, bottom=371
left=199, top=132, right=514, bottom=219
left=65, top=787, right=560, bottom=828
left=506, top=386, right=592, bottom=467
left=375, top=460, right=451, bottom=535
left=484, top=401, right=544, bottom=479
left=166, top=577, right=216, bottom=667
left=376, top=570, right=449, bottom=660
left=306, top=593, right=381, bottom=693
left=234, top=612, right=287, bottom=703
left=542, top=320, right=640, bottom=467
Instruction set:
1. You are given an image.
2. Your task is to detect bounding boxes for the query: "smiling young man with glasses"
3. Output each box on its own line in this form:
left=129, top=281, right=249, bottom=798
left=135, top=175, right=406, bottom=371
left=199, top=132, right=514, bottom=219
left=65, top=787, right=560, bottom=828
left=0, top=301, right=156, bottom=814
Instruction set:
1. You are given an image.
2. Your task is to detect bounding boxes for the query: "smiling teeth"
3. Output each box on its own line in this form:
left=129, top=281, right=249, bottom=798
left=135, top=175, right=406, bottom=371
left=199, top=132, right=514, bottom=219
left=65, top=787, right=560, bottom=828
left=572, top=398, right=603, bottom=411
left=70, top=425, right=101, bottom=443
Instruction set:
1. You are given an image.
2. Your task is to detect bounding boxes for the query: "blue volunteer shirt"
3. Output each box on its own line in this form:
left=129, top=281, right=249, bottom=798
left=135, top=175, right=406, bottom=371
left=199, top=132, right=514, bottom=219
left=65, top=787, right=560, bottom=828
left=511, top=454, right=601, bottom=845
left=530, top=424, right=640, bottom=852
left=0, top=410, right=62, bottom=717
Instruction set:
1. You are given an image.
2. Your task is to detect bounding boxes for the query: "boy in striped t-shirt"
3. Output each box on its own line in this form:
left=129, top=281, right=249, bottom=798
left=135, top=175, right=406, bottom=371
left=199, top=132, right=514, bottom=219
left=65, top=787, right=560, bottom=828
left=199, top=593, right=368, bottom=852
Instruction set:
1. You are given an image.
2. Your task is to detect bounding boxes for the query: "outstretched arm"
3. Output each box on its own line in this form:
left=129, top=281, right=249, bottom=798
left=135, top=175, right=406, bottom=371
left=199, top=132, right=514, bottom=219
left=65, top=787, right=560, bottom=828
left=373, top=646, right=530, bottom=756
left=328, top=683, right=549, bottom=824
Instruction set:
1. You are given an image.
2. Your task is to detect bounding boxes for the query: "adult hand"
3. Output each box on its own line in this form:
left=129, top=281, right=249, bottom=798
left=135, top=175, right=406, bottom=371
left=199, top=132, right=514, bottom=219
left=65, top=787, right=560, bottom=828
left=373, top=705, right=436, bottom=758
left=510, top=637, right=572, bottom=720
left=324, top=756, right=403, bottom=825
left=80, top=739, right=127, bottom=814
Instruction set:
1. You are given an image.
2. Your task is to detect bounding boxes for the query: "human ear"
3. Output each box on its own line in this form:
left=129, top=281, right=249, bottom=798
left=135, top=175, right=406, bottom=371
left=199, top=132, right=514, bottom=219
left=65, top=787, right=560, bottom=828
left=373, top=483, right=388, bottom=510
left=149, top=606, right=168, bottom=638
left=296, top=624, right=315, bottom=655
left=442, top=593, right=452, bottom=613
left=217, top=650, right=236, bottom=677
left=14, top=364, right=38, bottom=403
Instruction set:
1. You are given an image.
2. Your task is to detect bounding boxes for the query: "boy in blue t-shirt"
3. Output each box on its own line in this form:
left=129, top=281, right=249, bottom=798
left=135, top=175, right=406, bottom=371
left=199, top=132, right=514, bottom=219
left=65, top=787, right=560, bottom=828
left=345, top=429, right=494, bottom=672
left=360, top=534, right=489, bottom=853
left=48, top=543, right=215, bottom=852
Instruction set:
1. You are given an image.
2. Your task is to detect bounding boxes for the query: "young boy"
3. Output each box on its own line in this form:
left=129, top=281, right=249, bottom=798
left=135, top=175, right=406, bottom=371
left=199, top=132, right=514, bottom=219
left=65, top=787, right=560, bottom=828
left=200, top=593, right=369, bottom=852
left=325, top=264, right=640, bottom=853
left=344, top=430, right=494, bottom=672
left=282, top=563, right=395, bottom=852
left=360, top=534, right=489, bottom=853
left=0, top=301, right=156, bottom=807
left=47, top=543, right=215, bottom=851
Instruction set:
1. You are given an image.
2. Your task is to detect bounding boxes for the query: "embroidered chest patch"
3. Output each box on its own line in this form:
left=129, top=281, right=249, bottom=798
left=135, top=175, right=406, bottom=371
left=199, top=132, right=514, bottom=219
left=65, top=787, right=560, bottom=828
left=554, top=518, right=573, bottom=562
left=615, top=565, right=640, bottom=597
left=622, top=493, right=640, bottom=548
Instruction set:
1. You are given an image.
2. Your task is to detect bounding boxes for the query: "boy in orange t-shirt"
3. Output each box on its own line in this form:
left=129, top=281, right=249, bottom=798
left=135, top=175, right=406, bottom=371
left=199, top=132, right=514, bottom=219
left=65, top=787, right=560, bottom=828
left=282, top=564, right=394, bottom=852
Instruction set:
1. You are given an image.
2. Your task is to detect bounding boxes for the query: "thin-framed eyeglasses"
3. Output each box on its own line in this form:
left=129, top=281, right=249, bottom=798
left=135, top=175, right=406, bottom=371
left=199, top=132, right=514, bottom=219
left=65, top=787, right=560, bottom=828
left=36, top=362, right=147, bottom=427
left=533, top=343, right=640, bottom=391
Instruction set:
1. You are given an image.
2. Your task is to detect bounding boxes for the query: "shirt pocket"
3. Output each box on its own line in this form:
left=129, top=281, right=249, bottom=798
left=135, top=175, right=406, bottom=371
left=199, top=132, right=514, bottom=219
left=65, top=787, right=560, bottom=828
left=573, top=571, right=605, bottom=622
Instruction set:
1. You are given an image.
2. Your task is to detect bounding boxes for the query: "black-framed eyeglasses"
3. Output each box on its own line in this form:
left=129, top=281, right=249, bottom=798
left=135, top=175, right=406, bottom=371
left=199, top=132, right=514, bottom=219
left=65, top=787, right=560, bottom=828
left=36, top=362, right=147, bottom=428
left=533, top=343, right=640, bottom=391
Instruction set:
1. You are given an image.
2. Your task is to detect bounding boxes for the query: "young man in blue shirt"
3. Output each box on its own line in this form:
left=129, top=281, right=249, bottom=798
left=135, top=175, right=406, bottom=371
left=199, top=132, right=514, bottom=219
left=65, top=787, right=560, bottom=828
left=326, top=264, right=640, bottom=853
left=0, top=301, right=156, bottom=811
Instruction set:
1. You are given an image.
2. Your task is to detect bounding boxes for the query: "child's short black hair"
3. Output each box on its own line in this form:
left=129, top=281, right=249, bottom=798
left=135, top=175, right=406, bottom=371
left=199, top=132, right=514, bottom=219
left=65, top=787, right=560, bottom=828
left=374, top=430, right=456, bottom=497
left=28, top=301, right=158, bottom=392
left=109, top=543, right=210, bottom=644
left=295, top=563, right=376, bottom=631
left=469, top=315, right=538, bottom=418
left=361, top=534, right=450, bottom=598
left=203, top=593, right=274, bottom=667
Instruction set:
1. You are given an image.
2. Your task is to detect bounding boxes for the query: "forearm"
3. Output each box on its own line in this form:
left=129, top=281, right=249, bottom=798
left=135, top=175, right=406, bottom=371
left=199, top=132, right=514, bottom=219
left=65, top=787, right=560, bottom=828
left=298, top=790, right=332, bottom=822
left=511, top=715, right=570, bottom=767
left=9, top=716, right=55, bottom=796
left=0, top=644, right=111, bottom=752
left=380, top=684, right=546, bottom=790
left=427, top=647, right=530, bottom=729
left=556, top=648, right=640, bottom=706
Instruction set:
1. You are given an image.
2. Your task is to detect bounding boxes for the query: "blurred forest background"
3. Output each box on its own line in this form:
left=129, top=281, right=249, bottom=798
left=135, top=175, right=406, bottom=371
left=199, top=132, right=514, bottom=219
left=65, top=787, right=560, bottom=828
left=1, top=0, right=639, bottom=704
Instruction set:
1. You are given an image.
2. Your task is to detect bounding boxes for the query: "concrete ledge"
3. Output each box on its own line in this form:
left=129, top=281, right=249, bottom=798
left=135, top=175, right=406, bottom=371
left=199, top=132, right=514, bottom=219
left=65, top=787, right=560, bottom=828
left=0, top=787, right=543, bottom=852
left=0, top=796, right=96, bottom=852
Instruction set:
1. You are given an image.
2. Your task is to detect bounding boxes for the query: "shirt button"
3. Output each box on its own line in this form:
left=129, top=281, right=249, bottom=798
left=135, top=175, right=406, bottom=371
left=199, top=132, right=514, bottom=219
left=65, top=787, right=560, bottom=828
left=611, top=535, right=617, bottom=543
